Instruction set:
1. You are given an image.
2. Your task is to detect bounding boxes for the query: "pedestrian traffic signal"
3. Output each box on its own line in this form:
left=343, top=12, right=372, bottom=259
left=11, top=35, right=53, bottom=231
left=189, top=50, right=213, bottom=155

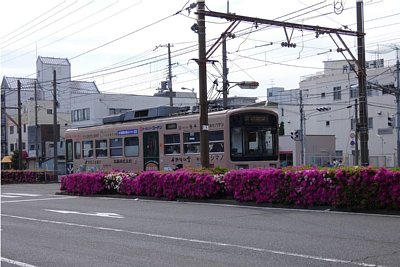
left=388, top=116, right=394, bottom=128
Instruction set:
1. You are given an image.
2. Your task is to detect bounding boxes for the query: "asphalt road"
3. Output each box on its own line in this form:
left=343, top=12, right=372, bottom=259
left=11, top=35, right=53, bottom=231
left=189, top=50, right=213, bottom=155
left=1, top=183, right=400, bottom=267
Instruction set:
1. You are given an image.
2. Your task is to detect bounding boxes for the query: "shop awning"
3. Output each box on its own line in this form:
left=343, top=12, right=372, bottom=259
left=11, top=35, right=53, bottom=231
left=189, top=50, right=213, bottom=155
left=1, top=156, right=12, bottom=163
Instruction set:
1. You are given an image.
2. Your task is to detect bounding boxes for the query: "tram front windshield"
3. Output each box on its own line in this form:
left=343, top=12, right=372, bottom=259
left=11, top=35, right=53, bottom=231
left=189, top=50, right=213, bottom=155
left=230, top=113, right=278, bottom=161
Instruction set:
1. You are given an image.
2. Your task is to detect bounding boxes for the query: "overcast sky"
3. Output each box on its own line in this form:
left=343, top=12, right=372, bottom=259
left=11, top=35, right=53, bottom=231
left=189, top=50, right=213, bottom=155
left=1, top=0, right=399, bottom=99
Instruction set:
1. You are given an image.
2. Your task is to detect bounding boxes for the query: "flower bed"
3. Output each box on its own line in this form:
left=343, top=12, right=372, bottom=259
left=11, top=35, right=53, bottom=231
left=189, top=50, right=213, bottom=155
left=1, top=170, right=57, bottom=184
left=59, top=167, right=400, bottom=210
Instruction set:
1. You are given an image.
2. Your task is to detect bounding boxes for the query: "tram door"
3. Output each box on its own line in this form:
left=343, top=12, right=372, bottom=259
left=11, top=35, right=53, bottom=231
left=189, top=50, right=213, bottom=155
left=143, top=131, right=160, bottom=171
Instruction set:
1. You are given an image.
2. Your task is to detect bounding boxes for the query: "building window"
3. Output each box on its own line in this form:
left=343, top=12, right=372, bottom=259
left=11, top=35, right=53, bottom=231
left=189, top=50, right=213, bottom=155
left=47, top=109, right=52, bottom=114
left=333, top=86, right=341, bottom=100
left=326, top=121, right=330, bottom=127
left=10, top=125, right=14, bottom=135
left=281, top=108, right=284, bottom=117
left=22, top=142, right=26, bottom=150
left=350, top=118, right=373, bottom=129
left=351, top=118, right=356, bottom=130
left=30, top=144, right=35, bottom=150
left=350, top=86, right=358, bottom=98
left=368, top=117, right=373, bottom=129
left=321, top=92, right=325, bottom=98
left=23, top=124, right=26, bottom=133
left=71, top=108, right=90, bottom=122
left=10, top=143, right=15, bottom=152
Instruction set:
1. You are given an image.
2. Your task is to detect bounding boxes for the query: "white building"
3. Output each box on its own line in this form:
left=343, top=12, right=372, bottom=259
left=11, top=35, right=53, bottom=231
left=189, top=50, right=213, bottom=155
left=269, top=59, right=397, bottom=167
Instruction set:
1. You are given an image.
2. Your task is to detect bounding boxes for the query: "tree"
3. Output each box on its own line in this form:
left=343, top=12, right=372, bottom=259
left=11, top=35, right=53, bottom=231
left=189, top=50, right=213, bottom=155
left=279, top=121, right=285, bottom=136
left=11, top=150, right=26, bottom=170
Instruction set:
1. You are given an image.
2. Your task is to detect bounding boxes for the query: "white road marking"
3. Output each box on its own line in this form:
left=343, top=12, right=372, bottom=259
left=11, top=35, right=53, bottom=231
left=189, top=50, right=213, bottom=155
left=1, top=214, right=387, bottom=267
left=1, top=256, right=37, bottom=267
left=99, top=197, right=400, bottom=219
left=45, top=209, right=124, bottom=218
left=1, top=195, right=20, bottom=198
left=1, top=196, right=77, bottom=204
left=3, top=193, right=41, bottom=197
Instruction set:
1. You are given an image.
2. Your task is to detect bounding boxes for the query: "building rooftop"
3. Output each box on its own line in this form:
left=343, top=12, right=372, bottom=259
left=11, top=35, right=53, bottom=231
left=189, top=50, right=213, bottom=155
left=69, top=80, right=100, bottom=95
left=38, top=56, right=70, bottom=66
left=2, top=77, right=42, bottom=91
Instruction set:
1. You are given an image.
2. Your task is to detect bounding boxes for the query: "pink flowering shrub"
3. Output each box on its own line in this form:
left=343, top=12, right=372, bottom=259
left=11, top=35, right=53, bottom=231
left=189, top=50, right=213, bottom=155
left=223, top=167, right=399, bottom=209
left=60, top=172, right=105, bottom=195
left=287, top=168, right=336, bottom=206
left=161, top=170, right=221, bottom=200
left=255, top=168, right=290, bottom=204
left=134, top=171, right=164, bottom=198
left=224, top=169, right=262, bottom=202
left=119, top=173, right=138, bottom=196
left=60, top=167, right=400, bottom=210
left=1, top=170, right=56, bottom=184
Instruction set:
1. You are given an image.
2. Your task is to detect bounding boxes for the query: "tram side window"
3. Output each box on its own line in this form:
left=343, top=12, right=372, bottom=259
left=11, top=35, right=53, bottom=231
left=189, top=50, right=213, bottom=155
left=125, top=137, right=139, bottom=157
left=66, top=140, right=73, bottom=161
left=209, top=130, right=224, bottom=153
left=96, top=139, right=108, bottom=158
left=83, top=140, right=94, bottom=158
left=74, top=141, right=81, bottom=159
left=110, top=138, right=122, bottom=157
left=164, top=134, right=180, bottom=155
left=183, top=132, right=200, bottom=154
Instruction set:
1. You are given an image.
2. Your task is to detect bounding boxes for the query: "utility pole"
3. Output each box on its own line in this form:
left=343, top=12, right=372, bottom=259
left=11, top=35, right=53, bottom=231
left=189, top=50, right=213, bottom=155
left=34, top=81, right=39, bottom=169
left=53, top=70, right=58, bottom=179
left=356, top=0, right=369, bottom=166
left=299, top=90, right=305, bottom=165
left=222, top=2, right=229, bottom=109
left=197, top=0, right=209, bottom=168
left=167, top=43, right=173, bottom=107
left=355, top=99, right=359, bottom=165
left=222, top=36, right=228, bottom=109
left=395, top=47, right=400, bottom=167
left=17, top=80, right=23, bottom=170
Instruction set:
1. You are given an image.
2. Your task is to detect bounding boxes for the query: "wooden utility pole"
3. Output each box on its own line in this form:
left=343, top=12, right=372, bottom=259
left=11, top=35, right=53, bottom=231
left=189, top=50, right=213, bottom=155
left=34, top=81, right=39, bottom=169
left=197, top=0, right=209, bottom=168
left=356, top=0, right=369, bottom=166
left=17, top=80, right=23, bottom=170
left=167, top=43, right=173, bottom=107
left=53, top=70, right=58, bottom=179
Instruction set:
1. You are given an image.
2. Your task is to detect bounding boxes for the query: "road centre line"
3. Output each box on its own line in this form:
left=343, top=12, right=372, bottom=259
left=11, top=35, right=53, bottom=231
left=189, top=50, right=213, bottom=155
left=1, top=214, right=387, bottom=267
left=1, top=256, right=37, bottom=267
left=1, top=196, right=77, bottom=204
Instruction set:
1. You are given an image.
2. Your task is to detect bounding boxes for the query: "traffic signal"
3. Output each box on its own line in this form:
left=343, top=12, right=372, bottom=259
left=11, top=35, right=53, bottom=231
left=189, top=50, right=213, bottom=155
left=290, top=130, right=302, bottom=141
left=388, top=116, right=394, bottom=128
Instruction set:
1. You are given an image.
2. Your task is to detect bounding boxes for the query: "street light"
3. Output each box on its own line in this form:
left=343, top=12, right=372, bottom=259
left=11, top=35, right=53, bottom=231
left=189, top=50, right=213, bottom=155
left=181, top=87, right=198, bottom=105
left=222, top=81, right=259, bottom=109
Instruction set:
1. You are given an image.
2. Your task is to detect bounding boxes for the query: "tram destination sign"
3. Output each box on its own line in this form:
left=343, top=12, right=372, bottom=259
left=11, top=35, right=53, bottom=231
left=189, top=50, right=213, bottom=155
left=117, top=129, right=138, bottom=136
